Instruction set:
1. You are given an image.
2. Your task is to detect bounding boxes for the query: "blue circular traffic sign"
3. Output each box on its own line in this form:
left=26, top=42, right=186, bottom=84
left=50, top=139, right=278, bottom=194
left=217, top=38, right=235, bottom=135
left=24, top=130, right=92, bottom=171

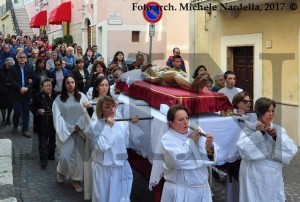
left=143, top=2, right=163, bottom=23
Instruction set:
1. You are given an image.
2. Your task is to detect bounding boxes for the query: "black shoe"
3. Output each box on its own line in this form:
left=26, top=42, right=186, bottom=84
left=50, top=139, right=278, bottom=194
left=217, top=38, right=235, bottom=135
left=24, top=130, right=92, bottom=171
left=5, top=119, right=11, bottom=125
left=212, top=170, right=220, bottom=180
left=40, top=161, right=47, bottom=169
left=22, top=131, right=32, bottom=138
left=1, top=120, right=6, bottom=126
left=48, top=156, right=55, bottom=160
left=33, top=126, right=39, bottom=134
left=11, top=126, right=18, bottom=134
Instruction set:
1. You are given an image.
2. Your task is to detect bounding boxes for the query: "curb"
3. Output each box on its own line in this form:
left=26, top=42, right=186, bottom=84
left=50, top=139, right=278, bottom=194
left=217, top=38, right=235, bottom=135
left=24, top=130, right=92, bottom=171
left=0, top=139, right=16, bottom=202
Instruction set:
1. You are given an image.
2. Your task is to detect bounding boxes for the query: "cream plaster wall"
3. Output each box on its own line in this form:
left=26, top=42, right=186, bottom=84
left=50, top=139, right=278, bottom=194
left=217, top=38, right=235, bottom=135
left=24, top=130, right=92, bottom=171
left=0, top=13, right=14, bottom=36
left=70, top=23, right=82, bottom=47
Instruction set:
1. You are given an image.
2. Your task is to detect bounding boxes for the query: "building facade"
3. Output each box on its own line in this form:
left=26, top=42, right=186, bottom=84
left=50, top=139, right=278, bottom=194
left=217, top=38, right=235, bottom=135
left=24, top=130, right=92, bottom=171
left=192, top=0, right=300, bottom=145
left=23, top=0, right=191, bottom=70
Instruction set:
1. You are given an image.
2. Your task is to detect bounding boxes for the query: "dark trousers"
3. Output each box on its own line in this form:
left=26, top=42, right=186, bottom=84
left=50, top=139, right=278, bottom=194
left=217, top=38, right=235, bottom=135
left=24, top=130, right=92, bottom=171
left=38, top=127, right=56, bottom=162
left=12, top=98, right=31, bottom=131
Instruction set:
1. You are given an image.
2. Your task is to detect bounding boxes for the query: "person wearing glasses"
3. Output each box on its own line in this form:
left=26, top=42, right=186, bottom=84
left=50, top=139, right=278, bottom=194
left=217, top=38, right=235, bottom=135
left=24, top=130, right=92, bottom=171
left=218, top=70, right=243, bottom=103
left=9, top=52, right=33, bottom=138
left=237, top=97, right=297, bottom=202
left=166, top=47, right=186, bottom=72
left=232, top=92, right=252, bottom=116
left=218, top=92, right=252, bottom=202
left=75, top=46, right=83, bottom=60
left=50, top=58, right=69, bottom=95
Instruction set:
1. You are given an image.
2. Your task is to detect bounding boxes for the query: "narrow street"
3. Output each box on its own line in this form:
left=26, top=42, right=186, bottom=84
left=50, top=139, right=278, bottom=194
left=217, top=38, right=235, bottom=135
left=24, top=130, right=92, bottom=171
left=1, top=123, right=299, bottom=201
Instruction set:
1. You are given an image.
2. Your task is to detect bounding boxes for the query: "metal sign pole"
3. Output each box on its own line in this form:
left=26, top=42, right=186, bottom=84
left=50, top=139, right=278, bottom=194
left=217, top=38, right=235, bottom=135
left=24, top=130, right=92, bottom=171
left=149, top=36, right=152, bottom=64
left=149, top=23, right=155, bottom=64
left=143, top=2, right=161, bottom=64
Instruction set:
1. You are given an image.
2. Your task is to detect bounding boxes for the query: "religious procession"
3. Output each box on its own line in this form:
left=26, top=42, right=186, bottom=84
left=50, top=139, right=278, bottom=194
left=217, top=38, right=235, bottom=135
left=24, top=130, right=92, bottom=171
left=1, top=0, right=300, bottom=202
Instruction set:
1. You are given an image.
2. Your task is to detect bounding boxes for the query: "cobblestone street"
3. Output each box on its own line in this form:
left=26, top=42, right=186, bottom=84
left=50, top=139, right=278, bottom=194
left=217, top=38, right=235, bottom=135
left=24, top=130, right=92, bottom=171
left=0, top=122, right=299, bottom=202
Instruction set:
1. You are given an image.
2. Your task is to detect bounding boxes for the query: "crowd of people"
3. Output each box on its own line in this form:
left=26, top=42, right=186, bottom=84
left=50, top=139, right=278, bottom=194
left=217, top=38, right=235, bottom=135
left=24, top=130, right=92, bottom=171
left=0, top=32, right=298, bottom=202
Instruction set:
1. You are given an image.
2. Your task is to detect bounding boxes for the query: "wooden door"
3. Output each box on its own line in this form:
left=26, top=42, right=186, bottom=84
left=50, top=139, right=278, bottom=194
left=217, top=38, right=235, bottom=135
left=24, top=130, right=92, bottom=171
left=233, top=46, right=254, bottom=99
left=87, top=20, right=91, bottom=48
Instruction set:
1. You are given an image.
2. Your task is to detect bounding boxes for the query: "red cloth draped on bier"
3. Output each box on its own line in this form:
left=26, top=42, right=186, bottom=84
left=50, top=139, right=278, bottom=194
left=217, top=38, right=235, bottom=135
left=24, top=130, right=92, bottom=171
left=116, top=80, right=233, bottom=113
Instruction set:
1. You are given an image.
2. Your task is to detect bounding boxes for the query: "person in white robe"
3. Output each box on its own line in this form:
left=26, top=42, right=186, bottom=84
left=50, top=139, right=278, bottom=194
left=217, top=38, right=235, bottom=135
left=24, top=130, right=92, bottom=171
left=83, top=76, right=122, bottom=120
left=86, top=72, right=106, bottom=101
left=236, top=97, right=297, bottom=202
left=85, top=96, right=139, bottom=202
left=52, top=75, right=89, bottom=193
left=160, top=104, right=219, bottom=202
left=220, top=91, right=253, bottom=202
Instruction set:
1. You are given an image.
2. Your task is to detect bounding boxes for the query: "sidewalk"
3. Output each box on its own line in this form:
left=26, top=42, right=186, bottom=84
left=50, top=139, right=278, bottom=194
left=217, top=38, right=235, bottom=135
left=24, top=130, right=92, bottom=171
left=0, top=122, right=299, bottom=202
left=0, top=123, right=154, bottom=202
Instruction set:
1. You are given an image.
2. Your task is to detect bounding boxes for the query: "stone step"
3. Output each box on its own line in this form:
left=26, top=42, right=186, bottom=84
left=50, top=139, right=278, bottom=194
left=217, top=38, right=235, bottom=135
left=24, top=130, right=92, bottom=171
left=0, top=139, right=16, bottom=202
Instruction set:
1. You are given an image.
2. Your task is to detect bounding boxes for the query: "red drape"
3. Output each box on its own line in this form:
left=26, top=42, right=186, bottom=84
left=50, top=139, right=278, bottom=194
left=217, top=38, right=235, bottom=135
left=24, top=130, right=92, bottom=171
left=116, top=81, right=233, bottom=114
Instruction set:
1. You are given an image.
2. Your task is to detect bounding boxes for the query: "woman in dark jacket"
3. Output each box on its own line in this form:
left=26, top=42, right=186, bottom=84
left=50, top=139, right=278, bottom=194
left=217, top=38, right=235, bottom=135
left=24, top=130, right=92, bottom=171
left=71, top=58, right=89, bottom=94
left=32, top=57, right=52, bottom=96
left=82, top=47, right=94, bottom=70
left=32, top=57, right=52, bottom=133
left=110, top=51, right=128, bottom=72
left=0, top=57, right=14, bottom=126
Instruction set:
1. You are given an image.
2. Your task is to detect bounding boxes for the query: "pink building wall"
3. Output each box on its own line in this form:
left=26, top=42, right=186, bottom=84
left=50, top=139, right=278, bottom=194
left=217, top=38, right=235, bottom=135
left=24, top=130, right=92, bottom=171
left=25, top=0, right=190, bottom=70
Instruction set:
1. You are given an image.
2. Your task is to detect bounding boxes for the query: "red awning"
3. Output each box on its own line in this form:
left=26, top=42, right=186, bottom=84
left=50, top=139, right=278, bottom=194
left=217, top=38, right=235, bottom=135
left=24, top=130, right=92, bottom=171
left=30, top=10, right=47, bottom=28
left=49, top=1, right=71, bottom=25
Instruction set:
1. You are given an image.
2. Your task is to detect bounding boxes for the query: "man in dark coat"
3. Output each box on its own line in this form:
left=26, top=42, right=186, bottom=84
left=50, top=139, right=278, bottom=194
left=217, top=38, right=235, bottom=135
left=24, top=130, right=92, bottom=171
left=31, top=78, right=56, bottom=168
left=9, top=52, right=33, bottom=138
